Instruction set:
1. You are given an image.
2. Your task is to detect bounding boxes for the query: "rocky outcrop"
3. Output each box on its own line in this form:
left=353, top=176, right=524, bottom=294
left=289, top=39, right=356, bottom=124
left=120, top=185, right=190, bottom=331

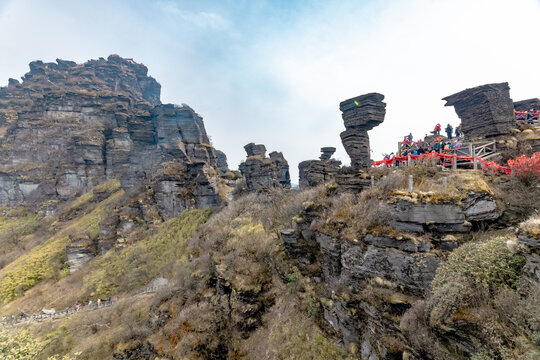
left=298, top=147, right=341, bottom=189
left=339, top=93, right=386, bottom=169
left=239, top=143, right=290, bottom=191
left=0, top=55, right=221, bottom=219
left=215, top=150, right=229, bottom=174
left=390, top=192, right=500, bottom=233
left=282, top=204, right=444, bottom=357
left=66, top=234, right=96, bottom=274
left=443, top=82, right=516, bottom=139
left=516, top=219, right=540, bottom=287
left=514, top=98, right=540, bottom=112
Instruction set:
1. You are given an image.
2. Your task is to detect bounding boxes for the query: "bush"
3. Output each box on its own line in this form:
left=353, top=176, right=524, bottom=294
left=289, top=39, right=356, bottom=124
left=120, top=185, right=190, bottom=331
left=431, top=237, right=525, bottom=292
left=508, top=153, right=540, bottom=186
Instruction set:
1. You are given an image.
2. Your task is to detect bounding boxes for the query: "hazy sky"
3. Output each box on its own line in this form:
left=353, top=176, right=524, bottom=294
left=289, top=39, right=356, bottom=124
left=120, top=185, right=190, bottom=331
left=1, top=0, right=539, bottom=182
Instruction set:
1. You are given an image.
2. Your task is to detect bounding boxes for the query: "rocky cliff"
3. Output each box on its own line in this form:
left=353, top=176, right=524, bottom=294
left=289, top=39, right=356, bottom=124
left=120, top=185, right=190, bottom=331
left=0, top=55, right=221, bottom=219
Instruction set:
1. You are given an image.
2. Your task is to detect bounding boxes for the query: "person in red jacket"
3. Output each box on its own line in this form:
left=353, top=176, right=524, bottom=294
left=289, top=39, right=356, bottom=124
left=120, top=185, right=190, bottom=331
left=433, top=123, right=441, bottom=136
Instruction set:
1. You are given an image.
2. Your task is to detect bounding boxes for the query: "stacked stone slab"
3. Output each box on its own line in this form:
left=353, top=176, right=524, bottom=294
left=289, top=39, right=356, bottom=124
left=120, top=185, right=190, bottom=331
left=298, top=147, right=342, bottom=189
left=239, top=143, right=290, bottom=191
left=442, top=82, right=516, bottom=139
left=339, top=93, right=386, bottom=169
left=514, top=98, right=540, bottom=112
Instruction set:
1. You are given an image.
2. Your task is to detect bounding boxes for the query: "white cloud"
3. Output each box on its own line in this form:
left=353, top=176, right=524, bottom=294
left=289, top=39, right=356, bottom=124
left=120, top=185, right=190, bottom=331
left=156, top=1, right=229, bottom=30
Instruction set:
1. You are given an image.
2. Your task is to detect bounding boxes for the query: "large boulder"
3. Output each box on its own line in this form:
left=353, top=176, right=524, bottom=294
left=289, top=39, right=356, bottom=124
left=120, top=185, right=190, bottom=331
left=443, top=82, right=516, bottom=139
left=239, top=143, right=290, bottom=191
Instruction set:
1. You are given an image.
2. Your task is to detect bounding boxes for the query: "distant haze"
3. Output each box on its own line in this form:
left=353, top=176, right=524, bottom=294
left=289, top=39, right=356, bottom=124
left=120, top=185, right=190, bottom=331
left=1, top=0, right=539, bottom=181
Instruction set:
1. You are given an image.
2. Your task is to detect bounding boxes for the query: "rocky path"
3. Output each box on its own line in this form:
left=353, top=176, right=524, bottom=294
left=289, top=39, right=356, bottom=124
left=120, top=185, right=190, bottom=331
left=0, top=285, right=167, bottom=327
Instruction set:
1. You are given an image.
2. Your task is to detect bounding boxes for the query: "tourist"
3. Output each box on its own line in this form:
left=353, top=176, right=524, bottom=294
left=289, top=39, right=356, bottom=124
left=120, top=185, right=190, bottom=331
left=455, top=126, right=460, bottom=138
left=534, top=110, right=539, bottom=121
left=407, top=133, right=413, bottom=142
left=445, top=124, right=453, bottom=139
left=433, top=123, right=441, bottom=135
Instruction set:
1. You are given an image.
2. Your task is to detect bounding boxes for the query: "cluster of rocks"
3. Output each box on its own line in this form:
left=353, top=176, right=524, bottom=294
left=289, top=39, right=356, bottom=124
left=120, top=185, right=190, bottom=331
left=280, top=187, right=503, bottom=359
left=443, top=82, right=516, bottom=139
left=0, top=55, right=222, bottom=219
left=239, top=143, right=290, bottom=191
left=298, top=147, right=341, bottom=189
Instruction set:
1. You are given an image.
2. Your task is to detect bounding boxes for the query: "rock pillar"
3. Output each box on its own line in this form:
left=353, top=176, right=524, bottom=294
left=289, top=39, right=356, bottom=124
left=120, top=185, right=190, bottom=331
left=339, top=93, right=386, bottom=169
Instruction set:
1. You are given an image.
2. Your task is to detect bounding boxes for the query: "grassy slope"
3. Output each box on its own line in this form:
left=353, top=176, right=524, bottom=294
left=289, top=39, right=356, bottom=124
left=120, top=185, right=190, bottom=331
left=0, top=183, right=123, bottom=302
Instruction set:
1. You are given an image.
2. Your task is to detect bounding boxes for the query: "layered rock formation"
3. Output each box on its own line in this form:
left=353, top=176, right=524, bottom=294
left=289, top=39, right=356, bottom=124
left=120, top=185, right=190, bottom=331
left=0, top=55, right=222, bottom=219
left=443, top=82, right=516, bottom=139
left=215, top=150, right=229, bottom=174
left=514, top=98, right=540, bottom=112
left=239, top=143, right=290, bottom=191
left=339, top=93, right=386, bottom=169
left=298, top=147, right=342, bottom=189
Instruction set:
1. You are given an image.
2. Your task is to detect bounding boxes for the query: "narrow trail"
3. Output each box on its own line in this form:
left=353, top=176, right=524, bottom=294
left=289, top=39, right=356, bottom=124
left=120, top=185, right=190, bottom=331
left=0, top=285, right=168, bottom=327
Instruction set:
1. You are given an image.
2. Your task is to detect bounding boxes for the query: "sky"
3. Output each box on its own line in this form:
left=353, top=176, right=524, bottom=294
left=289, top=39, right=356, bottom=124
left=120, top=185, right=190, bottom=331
left=1, top=0, right=540, bottom=183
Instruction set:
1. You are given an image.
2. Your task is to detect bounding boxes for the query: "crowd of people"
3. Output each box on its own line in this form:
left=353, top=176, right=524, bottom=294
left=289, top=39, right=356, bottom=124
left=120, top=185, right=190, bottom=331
left=514, top=108, right=539, bottom=124
left=386, top=123, right=464, bottom=159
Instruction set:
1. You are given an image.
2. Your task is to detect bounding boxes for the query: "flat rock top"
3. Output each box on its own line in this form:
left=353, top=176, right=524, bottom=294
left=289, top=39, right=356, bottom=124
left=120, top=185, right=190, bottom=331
left=442, top=82, right=510, bottom=106
left=339, top=93, right=385, bottom=112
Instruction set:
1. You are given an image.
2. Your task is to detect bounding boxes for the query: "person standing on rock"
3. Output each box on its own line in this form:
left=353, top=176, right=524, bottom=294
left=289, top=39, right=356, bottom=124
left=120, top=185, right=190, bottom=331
left=446, top=124, right=453, bottom=139
left=433, top=123, right=441, bottom=135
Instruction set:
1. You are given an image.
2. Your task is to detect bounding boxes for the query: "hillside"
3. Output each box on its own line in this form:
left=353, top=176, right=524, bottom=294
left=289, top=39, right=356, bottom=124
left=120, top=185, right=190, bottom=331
left=0, top=57, right=539, bottom=360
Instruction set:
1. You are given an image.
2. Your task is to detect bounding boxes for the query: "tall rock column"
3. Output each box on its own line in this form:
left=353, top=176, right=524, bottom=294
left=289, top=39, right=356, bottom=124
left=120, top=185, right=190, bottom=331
left=339, top=93, right=386, bottom=169
left=443, top=82, right=515, bottom=139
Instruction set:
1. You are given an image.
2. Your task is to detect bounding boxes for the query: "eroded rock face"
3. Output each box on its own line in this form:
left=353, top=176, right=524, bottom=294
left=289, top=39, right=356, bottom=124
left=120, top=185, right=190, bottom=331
left=514, top=98, right=540, bottom=112
left=389, top=193, right=500, bottom=233
left=239, top=143, right=290, bottom=191
left=298, top=147, right=341, bottom=189
left=443, top=82, right=516, bottom=139
left=215, top=150, right=229, bottom=174
left=339, top=93, right=386, bottom=169
left=0, top=55, right=221, bottom=219
left=66, top=234, right=96, bottom=274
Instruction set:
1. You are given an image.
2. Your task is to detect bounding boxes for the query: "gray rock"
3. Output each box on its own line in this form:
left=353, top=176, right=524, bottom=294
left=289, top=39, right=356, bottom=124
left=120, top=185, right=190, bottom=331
left=443, top=83, right=516, bottom=139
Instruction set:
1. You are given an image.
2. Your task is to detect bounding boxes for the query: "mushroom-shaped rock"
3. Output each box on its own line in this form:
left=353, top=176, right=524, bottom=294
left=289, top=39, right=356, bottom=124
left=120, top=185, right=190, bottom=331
left=443, top=82, right=515, bottom=139
left=339, top=93, right=386, bottom=170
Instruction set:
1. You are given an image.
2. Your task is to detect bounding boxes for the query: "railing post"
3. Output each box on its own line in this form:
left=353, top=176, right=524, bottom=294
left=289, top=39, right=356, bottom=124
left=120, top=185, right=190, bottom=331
left=408, top=175, right=413, bottom=193
left=473, top=156, right=478, bottom=170
left=511, top=166, right=515, bottom=179
left=452, top=155, right=457, bottom=170
left=407, top=154, right=411, bottom=166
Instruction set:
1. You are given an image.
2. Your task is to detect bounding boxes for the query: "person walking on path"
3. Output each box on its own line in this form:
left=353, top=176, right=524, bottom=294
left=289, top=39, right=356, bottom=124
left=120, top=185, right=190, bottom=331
left=446, top=124, right=453, bottom=139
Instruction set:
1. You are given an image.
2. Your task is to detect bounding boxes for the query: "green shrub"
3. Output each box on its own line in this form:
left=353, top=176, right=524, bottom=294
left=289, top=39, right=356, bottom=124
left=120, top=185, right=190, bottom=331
left=431, top=237, right=525, bottom=292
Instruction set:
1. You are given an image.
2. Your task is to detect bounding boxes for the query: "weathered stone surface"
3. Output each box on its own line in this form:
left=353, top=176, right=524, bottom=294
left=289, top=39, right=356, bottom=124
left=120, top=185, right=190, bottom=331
left=514, top=98, right=540, bottom=111
left=339, top=93, right=386, bottom=171
left=389, top=193, right=500, bottom=233
left=516, top=231, right=540, bottom=286
left=334, top=168, right=371, bottom=193
left=319, top=147, right=336, bottom=161
left=298, top=147, right=341, bottom=189
left=443, top=82, right=516, bottom=139
left=0, top=55, right=221, bottom=219
left=239, top=144, right=290, bottom=191
left=215, top=150, right=229, bottom=174
left=66, top=234, right=96, bottom=273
